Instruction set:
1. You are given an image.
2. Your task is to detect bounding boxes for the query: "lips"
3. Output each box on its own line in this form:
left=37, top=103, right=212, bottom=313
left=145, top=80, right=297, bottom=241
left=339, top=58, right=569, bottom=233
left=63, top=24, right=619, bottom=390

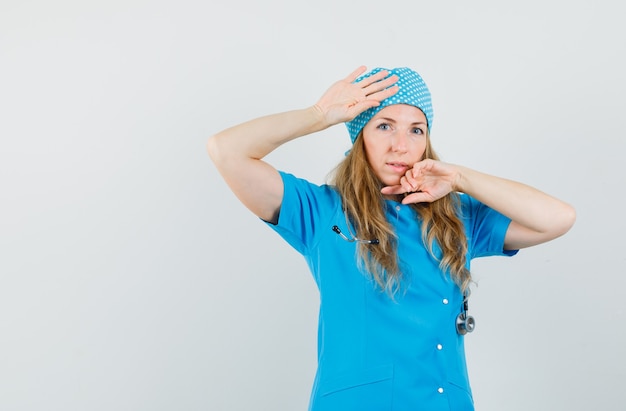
left=386, top=162, right=409, bottom=173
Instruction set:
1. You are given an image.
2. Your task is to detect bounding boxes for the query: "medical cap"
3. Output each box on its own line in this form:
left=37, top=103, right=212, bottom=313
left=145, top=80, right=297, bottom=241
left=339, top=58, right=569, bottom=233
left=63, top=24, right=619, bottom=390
left=345, top=67, right=434, bottom=144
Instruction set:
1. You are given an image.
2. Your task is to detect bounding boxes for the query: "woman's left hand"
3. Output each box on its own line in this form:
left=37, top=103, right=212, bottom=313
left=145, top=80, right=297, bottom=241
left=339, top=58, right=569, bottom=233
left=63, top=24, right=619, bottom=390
left=383, top=159, right=576, bottom=249
left=380, top=159, right=460, bottom=204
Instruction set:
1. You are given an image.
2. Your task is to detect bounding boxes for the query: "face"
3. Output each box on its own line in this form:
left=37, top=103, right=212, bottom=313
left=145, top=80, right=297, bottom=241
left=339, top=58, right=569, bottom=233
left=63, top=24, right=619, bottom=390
left=361, top=104, right=428, bottom=186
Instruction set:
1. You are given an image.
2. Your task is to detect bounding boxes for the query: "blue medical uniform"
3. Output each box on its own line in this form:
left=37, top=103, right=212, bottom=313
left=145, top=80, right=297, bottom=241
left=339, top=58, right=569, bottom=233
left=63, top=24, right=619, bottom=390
left=266, top=172, right=517, bottom=411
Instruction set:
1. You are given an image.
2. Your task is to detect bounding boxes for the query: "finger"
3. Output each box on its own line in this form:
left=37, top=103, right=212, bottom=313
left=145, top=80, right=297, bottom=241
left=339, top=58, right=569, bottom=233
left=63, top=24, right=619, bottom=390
left=366, top=84, right=399, bottom=102
left=400, top=176, right=419, bottom=192
left=344, top=66, right=368, bottom=83
left=412, top=159, right=436, bottom=175
left=356, top=69, right=390, bottom=88
left=380, top=185, right=406, bottom=195
left=403, top=171, right=418, bottom=190
left=363, top=74, right=399, bottom=95
left=401, top=192, right=432, bottom=204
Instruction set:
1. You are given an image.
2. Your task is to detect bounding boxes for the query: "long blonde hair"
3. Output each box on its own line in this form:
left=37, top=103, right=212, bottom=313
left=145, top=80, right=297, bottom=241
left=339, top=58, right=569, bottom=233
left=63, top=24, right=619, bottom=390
left=329, top=133, right=471, bottom=295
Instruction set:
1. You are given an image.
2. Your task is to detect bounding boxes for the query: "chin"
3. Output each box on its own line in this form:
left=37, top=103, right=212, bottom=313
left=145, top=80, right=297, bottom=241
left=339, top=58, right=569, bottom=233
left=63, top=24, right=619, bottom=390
left=380, top=176, right=401, bottom=187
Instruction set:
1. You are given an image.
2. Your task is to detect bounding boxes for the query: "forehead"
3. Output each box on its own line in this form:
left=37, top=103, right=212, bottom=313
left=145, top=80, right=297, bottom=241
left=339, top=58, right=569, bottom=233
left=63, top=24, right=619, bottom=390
left=370, top=104, right=427, bottom=123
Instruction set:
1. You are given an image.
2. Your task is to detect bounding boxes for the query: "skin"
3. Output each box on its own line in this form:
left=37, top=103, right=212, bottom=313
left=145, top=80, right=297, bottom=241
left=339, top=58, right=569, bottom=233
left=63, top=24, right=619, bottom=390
left=361, top=104, right=428, bottom=188
left=207, top=66, right=576, bottom=250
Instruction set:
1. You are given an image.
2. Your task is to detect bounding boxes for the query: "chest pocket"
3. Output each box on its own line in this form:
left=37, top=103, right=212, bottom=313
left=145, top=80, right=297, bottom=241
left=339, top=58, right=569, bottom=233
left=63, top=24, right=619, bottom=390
left=313, top=364, right=394, bottom=411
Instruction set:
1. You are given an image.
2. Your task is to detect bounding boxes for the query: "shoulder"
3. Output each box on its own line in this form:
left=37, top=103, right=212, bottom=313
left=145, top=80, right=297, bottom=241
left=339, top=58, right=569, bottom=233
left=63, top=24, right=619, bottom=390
left=457, top=192, right=497, bottom=219
left=279, top=171, right=340, bottom=202
left=457, top=192, right=481, bottom=218
left=457, top=192, right=511, bottom=237
left=267, top=171, right=343, bottom=253
left=276, top=171, right=342, bottom=227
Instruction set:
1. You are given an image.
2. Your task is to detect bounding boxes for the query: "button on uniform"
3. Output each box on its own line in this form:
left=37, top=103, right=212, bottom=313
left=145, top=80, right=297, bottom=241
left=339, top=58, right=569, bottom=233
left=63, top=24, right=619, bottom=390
left=435, top=299, right=448, bottom=399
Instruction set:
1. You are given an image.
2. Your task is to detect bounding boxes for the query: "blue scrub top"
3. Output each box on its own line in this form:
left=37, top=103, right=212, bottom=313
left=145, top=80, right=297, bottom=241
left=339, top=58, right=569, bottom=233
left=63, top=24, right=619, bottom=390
left=266, top=171, right=517, bottom=411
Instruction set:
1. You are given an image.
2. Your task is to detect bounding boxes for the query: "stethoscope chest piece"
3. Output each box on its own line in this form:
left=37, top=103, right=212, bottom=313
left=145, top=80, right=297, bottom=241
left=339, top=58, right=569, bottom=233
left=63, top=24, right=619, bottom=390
left=456, top=294, right=475, bottom=335
left=456, top=312, right=475, bottom=335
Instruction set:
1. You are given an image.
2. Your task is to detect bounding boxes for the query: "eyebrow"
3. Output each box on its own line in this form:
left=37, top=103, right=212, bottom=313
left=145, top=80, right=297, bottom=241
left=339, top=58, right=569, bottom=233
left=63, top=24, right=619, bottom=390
left=376, top=117, right=427, bottom=126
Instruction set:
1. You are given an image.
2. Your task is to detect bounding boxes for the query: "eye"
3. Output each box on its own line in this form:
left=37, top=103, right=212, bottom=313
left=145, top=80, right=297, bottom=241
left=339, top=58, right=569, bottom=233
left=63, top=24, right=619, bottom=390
left=376, top=123, right=390, bottom=130
left=412, top=127, right=424, bottom=135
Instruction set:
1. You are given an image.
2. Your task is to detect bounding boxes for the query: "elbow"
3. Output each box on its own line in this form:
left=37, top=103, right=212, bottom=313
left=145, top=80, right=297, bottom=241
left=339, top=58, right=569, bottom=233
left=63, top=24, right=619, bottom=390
left=563, top=203, right=576, bottom=232
left=506, top=203, right=576, bottom=250
left=554, top=203, right=577, bottom=238
left=206, top=133, right=223, bottom=165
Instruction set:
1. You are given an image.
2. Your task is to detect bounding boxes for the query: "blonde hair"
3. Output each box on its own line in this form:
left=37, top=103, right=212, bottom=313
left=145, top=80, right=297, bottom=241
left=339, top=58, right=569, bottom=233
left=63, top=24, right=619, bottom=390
left=329, top=133, right=471, bottom=295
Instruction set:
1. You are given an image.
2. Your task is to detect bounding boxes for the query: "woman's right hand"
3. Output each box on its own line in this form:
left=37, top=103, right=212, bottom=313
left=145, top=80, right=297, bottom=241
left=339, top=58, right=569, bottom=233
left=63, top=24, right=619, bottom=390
left=208, top=66, right=399, bottom=224
left=313, top=66, right=399, bottom=127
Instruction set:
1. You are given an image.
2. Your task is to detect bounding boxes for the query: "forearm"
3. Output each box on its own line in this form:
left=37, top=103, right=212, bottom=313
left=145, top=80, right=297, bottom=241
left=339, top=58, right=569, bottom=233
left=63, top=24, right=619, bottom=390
left=207, top=105, right=327, bottom=164
left=454, top=166, right=576, bottom=237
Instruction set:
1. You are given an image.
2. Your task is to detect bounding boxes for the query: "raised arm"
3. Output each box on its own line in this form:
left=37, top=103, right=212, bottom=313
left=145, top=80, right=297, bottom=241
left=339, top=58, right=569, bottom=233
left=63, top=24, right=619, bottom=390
left=207, top=107, right=327, bottom=223
left=381, top=160, right=576, bottom=250
left=207, top=66, right=399, bottom=223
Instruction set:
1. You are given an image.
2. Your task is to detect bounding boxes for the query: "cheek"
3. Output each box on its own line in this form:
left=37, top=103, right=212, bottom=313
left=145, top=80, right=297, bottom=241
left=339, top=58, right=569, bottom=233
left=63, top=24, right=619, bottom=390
left=411, top=139, right=428, bottom=157
left=362, top=144, right=377, bottom=168
left=363, top=138, right=386, bottom=158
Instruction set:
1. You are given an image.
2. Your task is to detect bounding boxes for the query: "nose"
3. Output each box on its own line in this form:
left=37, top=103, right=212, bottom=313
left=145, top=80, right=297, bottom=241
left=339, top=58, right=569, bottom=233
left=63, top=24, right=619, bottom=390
left=390, top=132, right=408, bottom=153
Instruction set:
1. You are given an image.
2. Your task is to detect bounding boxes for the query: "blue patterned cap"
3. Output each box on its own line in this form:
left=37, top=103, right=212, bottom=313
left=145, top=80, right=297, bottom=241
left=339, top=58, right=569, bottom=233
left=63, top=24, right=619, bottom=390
left=345, top=67, right=433, bottom=144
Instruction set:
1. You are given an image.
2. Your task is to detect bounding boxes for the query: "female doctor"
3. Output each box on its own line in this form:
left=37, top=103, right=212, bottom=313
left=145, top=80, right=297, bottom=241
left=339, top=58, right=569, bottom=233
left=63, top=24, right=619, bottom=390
left=207, top=66, right=575, bottom=410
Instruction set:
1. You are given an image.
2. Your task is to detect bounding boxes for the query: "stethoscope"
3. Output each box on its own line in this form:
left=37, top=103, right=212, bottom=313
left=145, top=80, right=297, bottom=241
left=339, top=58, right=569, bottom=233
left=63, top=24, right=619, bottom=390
left=331, top=207, right=380, bottom=245
left=456, top=293, right=475, bottom=335
left=332, top=222, right=476, bottom=336
left=331, top=225, right=379, bottom=245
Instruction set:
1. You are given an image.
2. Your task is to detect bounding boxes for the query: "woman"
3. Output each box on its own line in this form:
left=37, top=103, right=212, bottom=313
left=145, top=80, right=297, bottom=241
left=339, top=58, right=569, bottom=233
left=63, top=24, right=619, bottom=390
left=207, top=66, right=575, bottom=410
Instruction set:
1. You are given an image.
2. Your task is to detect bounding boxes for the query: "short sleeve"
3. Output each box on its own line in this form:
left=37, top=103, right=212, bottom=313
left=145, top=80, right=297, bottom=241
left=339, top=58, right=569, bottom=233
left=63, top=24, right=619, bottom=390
left=264, top=171, right=341, bottom=255
left=460, top=194, right=519, bottom=259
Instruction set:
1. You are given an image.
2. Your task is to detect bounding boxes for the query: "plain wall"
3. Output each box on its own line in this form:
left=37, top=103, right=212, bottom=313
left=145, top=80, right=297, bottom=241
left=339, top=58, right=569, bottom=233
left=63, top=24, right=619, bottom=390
left=1, top=0, right=624, bottom=410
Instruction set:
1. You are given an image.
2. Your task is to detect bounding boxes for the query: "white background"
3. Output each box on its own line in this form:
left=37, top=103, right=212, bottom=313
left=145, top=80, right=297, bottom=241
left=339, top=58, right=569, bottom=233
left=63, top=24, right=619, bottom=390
left=1, top=0, right=624, bottom=410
